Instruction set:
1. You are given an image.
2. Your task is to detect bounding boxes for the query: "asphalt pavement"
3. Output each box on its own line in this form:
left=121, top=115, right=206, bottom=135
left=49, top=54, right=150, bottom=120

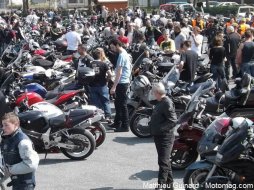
left=3, top=129, right=185, bottom=190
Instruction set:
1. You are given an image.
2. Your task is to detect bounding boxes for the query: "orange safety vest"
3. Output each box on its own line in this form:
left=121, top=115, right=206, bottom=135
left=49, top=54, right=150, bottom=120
left=192, top=19, right=204, bottom=30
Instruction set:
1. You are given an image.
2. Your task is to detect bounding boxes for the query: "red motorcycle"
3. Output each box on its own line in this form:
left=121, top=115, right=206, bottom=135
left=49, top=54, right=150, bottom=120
left=15, top=90, right=87, bottom=111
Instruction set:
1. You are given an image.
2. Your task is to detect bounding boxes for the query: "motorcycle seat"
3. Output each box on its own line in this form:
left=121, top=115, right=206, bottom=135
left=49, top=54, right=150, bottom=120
left=57, top=55, right=72, bottom=61
left=225, top=90, right=240, bottom=101
left=48, top=114, right=66, bottom=127
left=198, top=57, right=205, bottom=62
left=33, top=59, right=54, bottom=69
left=157, top=62, right=174, bottom=67
left=193, top=73, right=213, bottom=84
left=45, top=91, right=59, bottom=100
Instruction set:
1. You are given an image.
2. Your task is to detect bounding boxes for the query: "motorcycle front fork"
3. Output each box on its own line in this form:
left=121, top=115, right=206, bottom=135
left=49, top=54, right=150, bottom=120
left=206, top=164, right=217, bottom=181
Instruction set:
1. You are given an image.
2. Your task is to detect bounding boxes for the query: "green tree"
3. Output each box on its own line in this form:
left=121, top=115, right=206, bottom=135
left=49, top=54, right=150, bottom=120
left=23, top=0, right=29, bottom=15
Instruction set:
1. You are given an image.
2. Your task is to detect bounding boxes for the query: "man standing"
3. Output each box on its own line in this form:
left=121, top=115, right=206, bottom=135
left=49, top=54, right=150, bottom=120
left=1, top=112, right=39, bottom=190
left=74, top=44, right=94, bottom=70
left=109, top=39, right=132, bottom=132
left=149, top=83, right=177, bottom=190
left=64, top=24, right=82, bottom=55
left=179, top=40, right=198, bottom=82
left=101, top=6, right=108, bottom=24
left=224, top=26, right=241, bottom=79
left=190, top=26, right=203, bottom=57
left=173, top=25, right=186, bottom=51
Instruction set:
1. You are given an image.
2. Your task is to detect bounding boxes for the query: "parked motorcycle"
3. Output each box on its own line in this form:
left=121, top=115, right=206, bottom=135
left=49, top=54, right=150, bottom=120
left=202, top=120, right=254, bottom=190
left=14, top=101, right=97, bottom=160
left=171, top=80, right=215, bottom=170
left=183, top=117, right=254, bottom=190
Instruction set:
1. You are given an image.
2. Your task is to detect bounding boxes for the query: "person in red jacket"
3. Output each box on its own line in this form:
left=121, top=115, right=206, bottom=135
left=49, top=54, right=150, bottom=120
left=118, top=28, right=129, bottom=48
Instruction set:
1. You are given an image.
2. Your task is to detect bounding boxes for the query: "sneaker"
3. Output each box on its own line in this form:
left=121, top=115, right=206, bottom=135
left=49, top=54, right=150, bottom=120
left=107, top=123, right=121, bottom=129
left=114, top=127, right=129, bottom=132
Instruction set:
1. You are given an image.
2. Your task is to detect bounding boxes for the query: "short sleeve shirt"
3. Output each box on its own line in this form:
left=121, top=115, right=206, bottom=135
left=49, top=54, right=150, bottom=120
left=115, top=49, right=132, bottom=84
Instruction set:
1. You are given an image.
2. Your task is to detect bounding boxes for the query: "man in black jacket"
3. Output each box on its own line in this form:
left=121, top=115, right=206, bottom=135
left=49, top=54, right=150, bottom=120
left=149, top=82, right=177, bottom=190
left=224, top=26, right=241, bottom=79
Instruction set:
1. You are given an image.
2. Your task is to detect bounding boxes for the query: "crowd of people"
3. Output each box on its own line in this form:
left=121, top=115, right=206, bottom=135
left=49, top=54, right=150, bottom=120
left=0, top=5, right=254, bottom=190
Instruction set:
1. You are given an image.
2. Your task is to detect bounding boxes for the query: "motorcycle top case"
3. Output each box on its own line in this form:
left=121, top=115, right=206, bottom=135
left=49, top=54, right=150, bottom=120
left=77, top=65, right=95, bottom=85
left=19, top=110, right=48, bottom=133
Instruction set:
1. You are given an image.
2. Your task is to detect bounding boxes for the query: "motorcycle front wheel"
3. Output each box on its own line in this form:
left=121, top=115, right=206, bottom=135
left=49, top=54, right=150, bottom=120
left=171, top=149, right=199, bottom=170
left=130, top=113, right=151, bottom=138
left=86, top=122, right=106, bottom=147
left=61, top=128, right=96, bottom=160
left=184, top=169, right=210, bottom=190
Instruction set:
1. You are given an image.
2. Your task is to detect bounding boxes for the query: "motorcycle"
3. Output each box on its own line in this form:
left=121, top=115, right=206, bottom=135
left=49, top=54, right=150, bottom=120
left=2, top=72, right=88, bottom=112
left=172, top=73, right=254, bottom=170
left=171, top=80, right=215, bottom=170
left=129, top=79, right=214, bottom=138
left=202, top=119, right=254, bottom=190
left=183, top=117, right=254, bottom=190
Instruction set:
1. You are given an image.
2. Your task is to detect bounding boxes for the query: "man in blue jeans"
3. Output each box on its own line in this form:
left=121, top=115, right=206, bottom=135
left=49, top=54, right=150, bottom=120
left=109, top=39, right=132, bottom=132
left=87, top=49, right=112, bottom=120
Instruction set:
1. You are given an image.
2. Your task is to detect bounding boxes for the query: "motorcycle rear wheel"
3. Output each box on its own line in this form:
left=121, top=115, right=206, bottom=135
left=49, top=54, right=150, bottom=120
left=171, top=149, right=199, bottom=170
left=130, top=113, right=151, bottom=138
left=86, top=122, right=106, bottom=147
left=61, top=128, right=95, bottom=160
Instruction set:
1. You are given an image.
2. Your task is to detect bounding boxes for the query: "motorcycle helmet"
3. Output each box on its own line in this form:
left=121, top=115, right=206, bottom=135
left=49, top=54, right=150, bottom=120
left=31, top=30, right=40, bottom=36
left=21, top=51, right=32, bottom=63
left=131, top=75, right=151, bottom=97
left=29, top=40, right=40, bottom=51
left=142, top=58, right=152, bottom=65
left=41, top=44, right=50, bottom=51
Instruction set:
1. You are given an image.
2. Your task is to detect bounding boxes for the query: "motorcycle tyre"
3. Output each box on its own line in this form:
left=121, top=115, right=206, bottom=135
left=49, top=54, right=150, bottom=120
left=61, top=128, right=95, bottom=160
left=130, top=113, right=152, bottom=138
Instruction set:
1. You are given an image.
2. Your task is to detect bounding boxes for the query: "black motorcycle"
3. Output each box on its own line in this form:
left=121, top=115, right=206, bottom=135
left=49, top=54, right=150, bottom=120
left=18, top=103, right=96, bottom=160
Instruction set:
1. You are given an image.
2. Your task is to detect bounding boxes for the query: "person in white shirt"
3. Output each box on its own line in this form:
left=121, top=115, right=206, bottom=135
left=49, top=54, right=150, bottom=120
left=64, top=24, right=81, bottom=55
left=101, top=6, right=108, bottom=24
left=134, top=14, right=142, bottom=28
left=190, top=26, right=203, bottom=57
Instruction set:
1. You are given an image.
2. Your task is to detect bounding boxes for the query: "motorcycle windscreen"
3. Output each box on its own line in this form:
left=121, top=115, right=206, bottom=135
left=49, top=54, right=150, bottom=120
left=197, top=117, right=231, bottom=155
left=216, top=123, right=248, bottom=166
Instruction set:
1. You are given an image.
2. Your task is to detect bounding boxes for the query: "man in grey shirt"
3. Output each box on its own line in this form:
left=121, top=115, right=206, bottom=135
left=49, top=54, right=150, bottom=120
left=173, top=25, right=186, bottom=51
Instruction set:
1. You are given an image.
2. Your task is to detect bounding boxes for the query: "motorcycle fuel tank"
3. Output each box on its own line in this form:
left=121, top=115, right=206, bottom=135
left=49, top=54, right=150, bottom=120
left=23, top=83, right=47, bottom=98
left=16, top=92, right=44, bottom=107
left=19, top=110, right=48, bottom=133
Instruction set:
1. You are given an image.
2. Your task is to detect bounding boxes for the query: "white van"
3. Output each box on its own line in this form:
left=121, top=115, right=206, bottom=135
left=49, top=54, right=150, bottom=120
left=237, top=6, right=254, bottom=18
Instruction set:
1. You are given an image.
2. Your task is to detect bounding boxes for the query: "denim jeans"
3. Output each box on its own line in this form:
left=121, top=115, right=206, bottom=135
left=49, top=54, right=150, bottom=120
left=13, top=184, right=34, bottom=190
left=241, top=61, right=254, bottom=77
left=210, top=64, right=227, bottom=90
left=154, top=132, right=175, bottom=186
left=225, top=56, right=238, bottom=79
left=114, top=83, right=129, bottom=128
left=89, top=85, right=111, bottom=117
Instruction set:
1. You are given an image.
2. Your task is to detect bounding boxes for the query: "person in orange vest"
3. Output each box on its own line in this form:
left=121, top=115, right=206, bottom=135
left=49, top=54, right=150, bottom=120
left=238, top=18, right=250, bottom=36
left=192, top=13, right=204, bottom=30
left=225, top=17, right=236, bottom=28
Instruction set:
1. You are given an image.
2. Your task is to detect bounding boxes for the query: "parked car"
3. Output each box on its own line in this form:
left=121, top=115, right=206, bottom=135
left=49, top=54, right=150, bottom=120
left=216, top=2, right=239, bottom=6
left=237, top=5, right=254, bottom=18
left=202, top=1, right=219, bottom=7
left=160, top=3, right=197, bottom=14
